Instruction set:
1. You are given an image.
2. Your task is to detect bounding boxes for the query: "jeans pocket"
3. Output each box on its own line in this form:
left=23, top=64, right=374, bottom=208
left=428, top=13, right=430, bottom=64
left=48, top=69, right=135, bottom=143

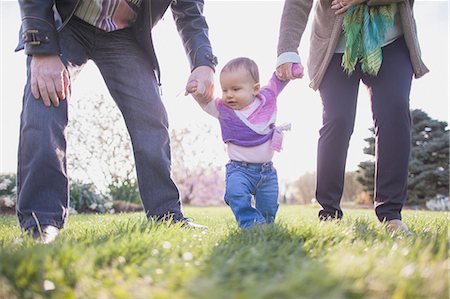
left=226, top=162, right=238, bottom=176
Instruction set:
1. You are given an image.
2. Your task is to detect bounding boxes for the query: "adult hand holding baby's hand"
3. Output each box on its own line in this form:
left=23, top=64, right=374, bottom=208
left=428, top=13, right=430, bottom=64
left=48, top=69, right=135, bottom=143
left=185, top=66, right=214, bottom=104
left=185, top=79, right=211, bottom=106
left=185, top=80, right=198, bottom=95
left=276, top=63, right=304, bottom=81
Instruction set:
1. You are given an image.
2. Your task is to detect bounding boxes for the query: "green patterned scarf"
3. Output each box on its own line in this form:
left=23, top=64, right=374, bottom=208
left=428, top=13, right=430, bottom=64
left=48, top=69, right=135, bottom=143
left=342, top=3, right=397, bottom=76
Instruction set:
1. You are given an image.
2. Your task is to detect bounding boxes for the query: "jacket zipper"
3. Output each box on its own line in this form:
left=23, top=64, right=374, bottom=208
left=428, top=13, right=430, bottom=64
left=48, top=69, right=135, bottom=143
left=57, top=0, right=82, bottom=32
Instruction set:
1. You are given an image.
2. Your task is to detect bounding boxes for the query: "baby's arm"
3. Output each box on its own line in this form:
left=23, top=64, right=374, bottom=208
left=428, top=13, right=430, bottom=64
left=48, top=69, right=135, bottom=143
left=266, top=63, right=303, bottom=96
left=186, top=80, right=219, bottom=118
left=202, top=100, right=219, bottom=118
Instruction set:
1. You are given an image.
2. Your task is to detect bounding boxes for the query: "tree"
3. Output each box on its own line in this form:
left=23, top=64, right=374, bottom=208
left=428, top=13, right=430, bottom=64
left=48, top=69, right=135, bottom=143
left=408, top=109, right=449, bottom=204
left=290, top=172, right=316, bottom=204
left=68, top=94, right=226, bottom=205
left=68, top=94, right=136, bottom=192
left=342, top=171, right=364, bottom=202
left=356, top=128, right=375, bottom=198
left=290, top=171, right=364, bottom=204
left=357, top=109, right=449, bottom=205
left=170, top=126, right=226, bottom=205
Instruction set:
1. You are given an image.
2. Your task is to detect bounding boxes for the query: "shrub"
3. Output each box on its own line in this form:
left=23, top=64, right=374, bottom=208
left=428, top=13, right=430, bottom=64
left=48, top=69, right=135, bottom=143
left=0, top=175, right=117, bottom=214
left=70, top=181, right=113, bottom=213
left=107, top=176, right=141, bottom=204
left=0, top=174, right=17, bottom=213
left=353, top=191, right=373, bottom=206
left=425, top=195, right=450, bottom=211
left=0, top=174, right=16, bottom=197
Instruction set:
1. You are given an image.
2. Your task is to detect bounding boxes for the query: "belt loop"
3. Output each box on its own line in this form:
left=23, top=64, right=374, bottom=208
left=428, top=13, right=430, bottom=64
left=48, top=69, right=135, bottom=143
left=263, top=161, right=272, bottom=169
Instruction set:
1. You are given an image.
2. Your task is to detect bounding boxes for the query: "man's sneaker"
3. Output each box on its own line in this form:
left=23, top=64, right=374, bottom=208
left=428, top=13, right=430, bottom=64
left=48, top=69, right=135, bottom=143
left=28, top=225, right=60, bottom=244
left=173, top=217, right=208, bottom=230
left=386, top=219, right=412, bottom=236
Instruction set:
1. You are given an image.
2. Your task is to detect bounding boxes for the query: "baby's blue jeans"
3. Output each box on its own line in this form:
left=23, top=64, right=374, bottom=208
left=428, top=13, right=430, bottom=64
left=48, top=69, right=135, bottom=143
left=225, top=160, right=279, bottom=228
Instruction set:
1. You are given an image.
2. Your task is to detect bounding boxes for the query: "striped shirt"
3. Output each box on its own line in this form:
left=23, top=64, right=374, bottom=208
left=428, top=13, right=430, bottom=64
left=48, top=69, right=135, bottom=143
left=74, top=0, right=142, bottom=32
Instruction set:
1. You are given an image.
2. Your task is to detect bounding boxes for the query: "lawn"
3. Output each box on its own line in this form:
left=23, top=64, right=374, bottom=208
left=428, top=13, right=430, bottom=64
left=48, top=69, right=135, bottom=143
left=0, top=205, right=448, bottom=299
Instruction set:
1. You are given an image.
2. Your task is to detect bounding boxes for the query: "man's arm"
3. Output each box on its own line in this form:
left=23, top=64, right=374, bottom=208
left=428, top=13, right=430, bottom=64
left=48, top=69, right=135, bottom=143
left=18, top=0, right=69, bottom=107
left=18, top=0, right=60, bottom=55
left=171, top=0, right=217, bottom=71
left=171, top=0, right=217, bottom=103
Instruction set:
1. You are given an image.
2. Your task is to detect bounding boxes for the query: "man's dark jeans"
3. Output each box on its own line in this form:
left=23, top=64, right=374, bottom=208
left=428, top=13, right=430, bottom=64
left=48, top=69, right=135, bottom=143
left=316, top=37, right=413, bottom=222
left=17, top=17, right=183, bottom=230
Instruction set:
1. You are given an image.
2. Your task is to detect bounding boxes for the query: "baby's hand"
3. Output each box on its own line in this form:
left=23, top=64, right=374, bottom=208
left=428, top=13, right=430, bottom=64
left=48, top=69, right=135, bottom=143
left=185, top=80, right=198, bottom=95
left=291, top=63, right=304, bottom=78
left=185, top=79, right=213, bottom=106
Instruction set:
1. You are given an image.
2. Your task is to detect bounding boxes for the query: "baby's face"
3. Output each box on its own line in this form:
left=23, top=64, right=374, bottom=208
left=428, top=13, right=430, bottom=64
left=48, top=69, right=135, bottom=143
left=220, top=67, right=260, bottom=110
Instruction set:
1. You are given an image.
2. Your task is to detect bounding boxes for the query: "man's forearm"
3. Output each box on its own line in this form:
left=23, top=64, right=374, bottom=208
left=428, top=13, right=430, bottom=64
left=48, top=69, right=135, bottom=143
left=171, top=0, right=217, bottom=71
left=18, top=0, right=60, bottom=55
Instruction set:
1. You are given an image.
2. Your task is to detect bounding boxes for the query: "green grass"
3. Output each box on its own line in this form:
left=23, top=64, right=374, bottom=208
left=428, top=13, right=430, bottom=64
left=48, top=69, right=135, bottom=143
left=0, top=205, right=448, bottom=299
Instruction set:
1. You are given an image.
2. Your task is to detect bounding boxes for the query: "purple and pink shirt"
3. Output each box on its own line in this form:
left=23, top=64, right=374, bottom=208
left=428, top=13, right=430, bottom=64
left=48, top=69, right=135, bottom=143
left=203, top=72, right=291, bottom=163
left=74, top=0, right=142, bottom=32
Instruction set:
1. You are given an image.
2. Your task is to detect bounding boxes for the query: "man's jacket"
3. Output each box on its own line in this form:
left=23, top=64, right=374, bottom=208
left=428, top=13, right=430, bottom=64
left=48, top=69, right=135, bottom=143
left=16, top=0, right=217, bottom=79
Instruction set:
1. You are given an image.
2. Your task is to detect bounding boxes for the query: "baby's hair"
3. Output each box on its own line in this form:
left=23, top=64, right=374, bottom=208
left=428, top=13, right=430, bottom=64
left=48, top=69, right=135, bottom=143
left=221, top=57, right=260, bottom=83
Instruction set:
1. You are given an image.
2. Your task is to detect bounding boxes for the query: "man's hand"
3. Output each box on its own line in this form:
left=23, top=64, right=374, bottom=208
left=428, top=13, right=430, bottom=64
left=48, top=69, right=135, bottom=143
left=30, top=54, right=69, bottom=107
left=276, top=62, right=305, bottom=81
left=185, top=65, right=214, bottom=103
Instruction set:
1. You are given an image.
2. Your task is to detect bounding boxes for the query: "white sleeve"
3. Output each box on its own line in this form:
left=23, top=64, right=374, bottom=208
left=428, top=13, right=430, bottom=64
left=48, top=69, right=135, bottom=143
left=276, top=52, right=301, bottom=68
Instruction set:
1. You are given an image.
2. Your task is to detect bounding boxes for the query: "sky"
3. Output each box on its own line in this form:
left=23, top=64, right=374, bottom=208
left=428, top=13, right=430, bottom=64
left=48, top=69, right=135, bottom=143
left=0, top=0, right=448, bottom=183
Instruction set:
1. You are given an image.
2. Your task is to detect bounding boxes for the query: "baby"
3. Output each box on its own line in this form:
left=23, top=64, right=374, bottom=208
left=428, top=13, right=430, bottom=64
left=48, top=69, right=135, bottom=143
left=188, top=57, right=301, bottom=228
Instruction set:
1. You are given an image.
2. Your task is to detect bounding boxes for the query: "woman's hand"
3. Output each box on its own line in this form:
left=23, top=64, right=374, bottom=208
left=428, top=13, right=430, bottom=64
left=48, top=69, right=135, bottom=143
left=276, top=63, right=304, bottom=81
left=331, top=0, right=366, bottom=15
